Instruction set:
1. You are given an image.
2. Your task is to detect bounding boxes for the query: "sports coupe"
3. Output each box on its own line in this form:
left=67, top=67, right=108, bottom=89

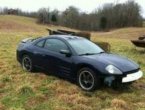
left=17, top=35, right=143, bottom=91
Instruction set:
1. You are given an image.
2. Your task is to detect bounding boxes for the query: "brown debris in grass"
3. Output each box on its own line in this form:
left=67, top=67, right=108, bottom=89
left=48, top=80, right=79, bottom=96
left=0, top=103, right=6, bottom=110
left=24, top=95, right=48, bottom=109
left=58, top=94, right=90, bottom=105
left=0, top=83, right=5, bottom=88
left=111, top=98, right=129, bottom=110
left=133, top=81, right=145, bottom=90
left=135, top=102, right=145, bottom=108
left=72, top=104, right=92, bottom=110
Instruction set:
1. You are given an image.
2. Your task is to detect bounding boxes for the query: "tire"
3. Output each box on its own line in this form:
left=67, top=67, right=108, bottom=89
left=21, top=55, right=34, bottom=72
left=77, top=67, right=101, bottom=91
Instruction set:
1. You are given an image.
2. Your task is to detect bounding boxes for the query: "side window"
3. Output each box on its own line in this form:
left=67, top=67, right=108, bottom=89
left=35, top=40, right=45, bottom=47
left=44, top=39, right=69, bottom=53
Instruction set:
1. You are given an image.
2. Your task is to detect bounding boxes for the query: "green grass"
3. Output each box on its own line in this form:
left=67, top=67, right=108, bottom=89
left=0, top=15, right=145, bottom=110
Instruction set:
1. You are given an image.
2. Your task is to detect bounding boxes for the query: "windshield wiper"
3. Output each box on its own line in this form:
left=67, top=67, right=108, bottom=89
left=79, top=53, right=97, bottom=56
left=99, top=51, right=105, bottom=54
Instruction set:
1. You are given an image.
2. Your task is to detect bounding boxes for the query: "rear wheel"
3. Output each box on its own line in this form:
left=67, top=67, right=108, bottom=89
left=22, top=55, right=34, bottom=72
left=77, top=67, right=101, bottom=91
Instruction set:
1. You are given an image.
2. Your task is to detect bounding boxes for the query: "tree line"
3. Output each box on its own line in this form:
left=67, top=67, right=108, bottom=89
left=0, top=7, right=37, bottom=18
left=0, top=0, right=143, bottom=31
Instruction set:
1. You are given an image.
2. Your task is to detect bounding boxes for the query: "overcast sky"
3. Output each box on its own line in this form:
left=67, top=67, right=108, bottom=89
left=0, top=0, right=145, bottom=17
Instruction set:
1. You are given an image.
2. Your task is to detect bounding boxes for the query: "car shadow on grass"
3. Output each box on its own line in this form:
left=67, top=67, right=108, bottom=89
left=33, top=68, right=77, bottom=85
left=32, top=68, right=137, bottom=94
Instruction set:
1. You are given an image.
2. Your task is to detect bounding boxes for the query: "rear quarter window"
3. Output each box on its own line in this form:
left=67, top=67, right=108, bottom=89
left=35, top=40, right=45, bottom=47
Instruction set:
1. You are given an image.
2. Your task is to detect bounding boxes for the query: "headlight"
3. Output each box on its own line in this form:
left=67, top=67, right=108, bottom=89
left=105, top=65, right=122, bottom=75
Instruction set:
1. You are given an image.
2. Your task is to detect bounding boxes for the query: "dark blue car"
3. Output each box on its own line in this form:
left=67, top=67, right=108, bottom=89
left=17, top=35, right=143, bottom=91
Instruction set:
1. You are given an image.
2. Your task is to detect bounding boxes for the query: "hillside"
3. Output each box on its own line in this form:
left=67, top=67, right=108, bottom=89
left=92, top=27, right=145, bottom=40
left=1, top=15, right=145, bottom=39
left=0, top=15, right=145, bottom=110
left=0, top=15, right=42, bottom=32
left=0, top=15, right=77, bottom=34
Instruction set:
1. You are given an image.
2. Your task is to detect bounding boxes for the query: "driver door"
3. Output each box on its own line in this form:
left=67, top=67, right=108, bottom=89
left=42, top=38, right=73, bottom=76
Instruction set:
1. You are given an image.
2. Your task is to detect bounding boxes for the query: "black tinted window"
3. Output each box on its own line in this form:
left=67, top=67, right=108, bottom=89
left=35, top=40, right=45, bottom=47
left=44, top=39, right=69, bottom=52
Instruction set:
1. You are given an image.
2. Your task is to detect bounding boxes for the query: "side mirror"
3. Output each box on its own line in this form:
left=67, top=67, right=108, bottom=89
left=60, top=49, right=71, bottom=57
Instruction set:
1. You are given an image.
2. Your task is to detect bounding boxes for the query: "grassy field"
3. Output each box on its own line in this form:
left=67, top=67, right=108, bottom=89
left=0, top=15, right=145, bottom=110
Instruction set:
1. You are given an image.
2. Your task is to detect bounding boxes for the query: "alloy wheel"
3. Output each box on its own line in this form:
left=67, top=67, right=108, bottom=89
left=22, top=56, right=32, bottom=72
left=79, top=70, right=95, bottom=91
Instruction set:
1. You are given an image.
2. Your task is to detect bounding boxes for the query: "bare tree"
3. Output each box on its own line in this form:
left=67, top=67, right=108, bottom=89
left=0, top=0, right=142, bottom=31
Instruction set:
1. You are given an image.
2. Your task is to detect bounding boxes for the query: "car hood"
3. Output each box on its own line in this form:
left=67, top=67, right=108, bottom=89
left=83, top=53, right=139, bottom=73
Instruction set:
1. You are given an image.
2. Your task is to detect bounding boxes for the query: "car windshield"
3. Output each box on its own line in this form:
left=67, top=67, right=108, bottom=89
left=68, top=38, right=104, bottom=55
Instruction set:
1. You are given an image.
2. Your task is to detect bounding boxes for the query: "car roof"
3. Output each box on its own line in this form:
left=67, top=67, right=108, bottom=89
left=47, top=35, right=84, bottom=40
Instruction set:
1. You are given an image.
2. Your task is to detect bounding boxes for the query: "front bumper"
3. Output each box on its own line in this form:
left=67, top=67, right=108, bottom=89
left=104, top=70, right=143, bottom=86
left=122, top=70, right=143, bottom=83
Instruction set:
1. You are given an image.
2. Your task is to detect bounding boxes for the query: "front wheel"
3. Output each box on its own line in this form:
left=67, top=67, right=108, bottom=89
left=77, top=67, right=101, bottom=91
left=22, top=55, right=34, bottom=72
